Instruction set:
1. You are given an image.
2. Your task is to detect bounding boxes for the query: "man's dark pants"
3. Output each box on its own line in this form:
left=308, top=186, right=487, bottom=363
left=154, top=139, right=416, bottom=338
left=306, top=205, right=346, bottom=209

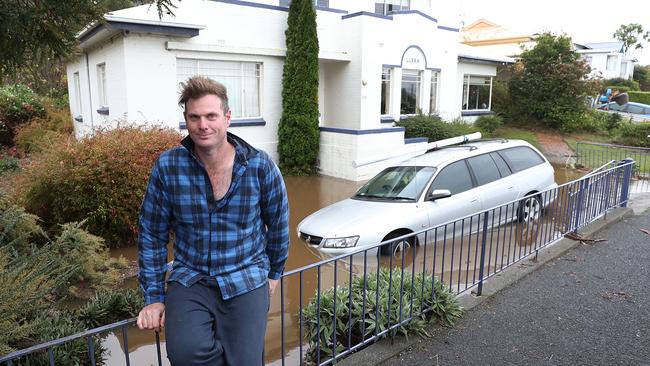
left=165, top=278, right=269, bottom=365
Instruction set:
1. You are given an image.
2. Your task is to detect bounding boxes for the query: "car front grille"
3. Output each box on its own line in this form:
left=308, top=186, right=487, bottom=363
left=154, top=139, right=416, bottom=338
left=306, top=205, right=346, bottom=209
left=299, top=232, right=323, bottom=246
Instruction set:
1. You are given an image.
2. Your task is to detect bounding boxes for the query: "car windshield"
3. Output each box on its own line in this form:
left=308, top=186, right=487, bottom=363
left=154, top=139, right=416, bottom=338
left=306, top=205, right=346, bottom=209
left=354, top=166, right=436, bottom=201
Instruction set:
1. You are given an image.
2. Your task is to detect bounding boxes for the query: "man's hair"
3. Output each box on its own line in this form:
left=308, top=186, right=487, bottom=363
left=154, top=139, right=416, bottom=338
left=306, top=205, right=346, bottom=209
left=178, top=76, right=229, bottom=114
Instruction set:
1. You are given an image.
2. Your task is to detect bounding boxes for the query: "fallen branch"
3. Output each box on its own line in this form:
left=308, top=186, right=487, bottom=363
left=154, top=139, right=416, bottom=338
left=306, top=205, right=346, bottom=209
left=564, top=232, right=606, bottom=245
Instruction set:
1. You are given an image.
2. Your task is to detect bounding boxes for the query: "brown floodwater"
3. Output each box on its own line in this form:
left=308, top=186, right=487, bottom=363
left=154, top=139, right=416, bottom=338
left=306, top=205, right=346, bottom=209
left=105, top=166, right=582, bottom=365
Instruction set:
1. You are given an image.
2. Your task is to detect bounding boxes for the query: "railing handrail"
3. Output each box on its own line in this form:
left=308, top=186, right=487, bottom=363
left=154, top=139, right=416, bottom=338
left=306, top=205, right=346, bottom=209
left=577, top=141, right=650, bottom=152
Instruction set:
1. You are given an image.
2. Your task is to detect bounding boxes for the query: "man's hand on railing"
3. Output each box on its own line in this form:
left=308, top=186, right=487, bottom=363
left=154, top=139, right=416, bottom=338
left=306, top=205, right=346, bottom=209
left=137, top=302, right=166, bottom=331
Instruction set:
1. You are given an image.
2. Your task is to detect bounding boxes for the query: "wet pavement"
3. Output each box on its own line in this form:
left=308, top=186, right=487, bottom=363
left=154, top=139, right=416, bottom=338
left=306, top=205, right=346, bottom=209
left=345, top=206, right=650, bottom=366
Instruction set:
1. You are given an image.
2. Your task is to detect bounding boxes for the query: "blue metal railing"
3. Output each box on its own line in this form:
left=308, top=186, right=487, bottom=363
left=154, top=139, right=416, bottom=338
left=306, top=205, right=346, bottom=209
left=0, top=160, right=637, bottom=366
left=576, top=141, right=649, bottom=193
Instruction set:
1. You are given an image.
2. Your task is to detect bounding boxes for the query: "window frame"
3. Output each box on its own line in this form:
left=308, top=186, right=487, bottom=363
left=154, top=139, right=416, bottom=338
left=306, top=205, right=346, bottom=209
left=381, top=67, right=392, bottom=116
left=96, top=63, right=107, bottom=108
left=73, top=72, right=82, bottom=115
left=400, top=69, right=422, bottom=115
left=462, top=74, right=493, bottom=112
left=427, top=160, right=475, bottom=196
left=176, top=58, right=263, bottom=120
left=374, top=0, right=410, bottom=15
left=429, top=71, right=439, bottom=114
left=606, top=55, right=618, bottom=71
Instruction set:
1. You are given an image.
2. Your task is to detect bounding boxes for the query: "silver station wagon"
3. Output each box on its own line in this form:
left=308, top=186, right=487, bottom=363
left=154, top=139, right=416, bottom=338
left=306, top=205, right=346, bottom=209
left=297, top=139, right=558, bottom=255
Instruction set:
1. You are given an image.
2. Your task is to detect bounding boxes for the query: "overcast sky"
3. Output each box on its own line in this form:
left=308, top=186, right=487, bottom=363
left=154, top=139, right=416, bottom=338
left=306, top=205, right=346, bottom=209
left=458, top=0, right=650, bottom=66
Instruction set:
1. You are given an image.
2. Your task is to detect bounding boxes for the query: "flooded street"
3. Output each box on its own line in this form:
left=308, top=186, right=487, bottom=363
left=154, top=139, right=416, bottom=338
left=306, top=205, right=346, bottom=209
left=106, top=166, right=584, bottom=365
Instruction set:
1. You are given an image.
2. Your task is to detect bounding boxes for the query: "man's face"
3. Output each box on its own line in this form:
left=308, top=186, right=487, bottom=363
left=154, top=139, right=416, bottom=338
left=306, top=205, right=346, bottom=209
left=185, top=94, right=231, bottom=151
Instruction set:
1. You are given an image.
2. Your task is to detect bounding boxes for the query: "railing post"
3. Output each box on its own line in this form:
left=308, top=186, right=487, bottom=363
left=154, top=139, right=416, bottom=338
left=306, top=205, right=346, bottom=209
left=574, top=177, right=588, bottom=230
left=619, top=158, right=634, bottom=208
left=476, top=213, right=490, bottom=296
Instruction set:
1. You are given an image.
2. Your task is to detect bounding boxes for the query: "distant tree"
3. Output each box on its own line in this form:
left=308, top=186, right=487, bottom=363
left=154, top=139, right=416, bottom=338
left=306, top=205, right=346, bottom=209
left=0, top=0, right=176, bottom=82
left=633, top=64, right=650, bottom=91
left=278, top=0, right=320, bottom=174
left=508, top=32, right=598, bottom=131
left=613, top=23, right=649, bottom=54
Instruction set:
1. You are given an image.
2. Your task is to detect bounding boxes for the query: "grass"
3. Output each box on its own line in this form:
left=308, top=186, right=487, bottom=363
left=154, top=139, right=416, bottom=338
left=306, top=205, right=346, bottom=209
left=492, top=127, right=541, bottom=150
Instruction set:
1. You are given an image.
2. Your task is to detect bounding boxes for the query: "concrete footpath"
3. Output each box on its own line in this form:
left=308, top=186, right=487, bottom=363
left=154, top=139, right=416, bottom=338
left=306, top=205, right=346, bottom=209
left=341, top=203, right=650, bottom=366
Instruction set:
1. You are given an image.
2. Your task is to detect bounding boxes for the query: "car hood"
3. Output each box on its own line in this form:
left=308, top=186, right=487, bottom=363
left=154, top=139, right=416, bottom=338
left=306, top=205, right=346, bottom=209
left=298, top=198, right=416, bottom=240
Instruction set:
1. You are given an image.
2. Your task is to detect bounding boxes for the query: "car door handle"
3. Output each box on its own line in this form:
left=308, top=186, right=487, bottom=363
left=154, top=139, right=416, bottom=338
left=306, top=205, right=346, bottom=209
left=470, top=198, right=479, bottom=203
left=507, top=186, right=514, bottom=190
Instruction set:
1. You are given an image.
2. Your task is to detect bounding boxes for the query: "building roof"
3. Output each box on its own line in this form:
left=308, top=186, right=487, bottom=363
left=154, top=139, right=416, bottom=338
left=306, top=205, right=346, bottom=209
left=77, top=0, right=205, bottom=48
left=457, top=43, right=515, bottom=65
left=460, top=18, right=534, bottom=46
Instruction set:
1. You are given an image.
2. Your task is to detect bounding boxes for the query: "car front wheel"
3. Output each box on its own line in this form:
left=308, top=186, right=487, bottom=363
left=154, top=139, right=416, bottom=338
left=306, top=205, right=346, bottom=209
left=518, top=195, right=542, bottom=223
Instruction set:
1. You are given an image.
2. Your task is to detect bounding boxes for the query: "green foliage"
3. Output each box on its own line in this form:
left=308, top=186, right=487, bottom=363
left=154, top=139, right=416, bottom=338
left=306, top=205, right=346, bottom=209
left=303, top=268, right=461, bottom=362
left=613, top=23, right=649, bottom=54
left=490, top=80, right=513, bottom=121
left=633, top=64, right=650, bottom=91
left=52, top=222, right=125, bottom=297
left=0, top=194, right=46, bottom=258
left=14, top=126, right=181, bottom=247
left=397, top=114, right=477, bottom=142
left=0, top=84, right=46, bottom=145
left=14, top=104, right=74, bottom=155
left=78, top=288, right=144, bottom=328
left=602, top=78, right=640, bottom=91
left=0, top=149, right=19, bottom=175
left=474, top=115, right=504, bottom=134
left=615, top=122, right=650, bottom=147
left=278, top=0, right=320, bottom=175
left=508, top=33, right=597, bottom=131
left=628, top=91, right=650, bottom=105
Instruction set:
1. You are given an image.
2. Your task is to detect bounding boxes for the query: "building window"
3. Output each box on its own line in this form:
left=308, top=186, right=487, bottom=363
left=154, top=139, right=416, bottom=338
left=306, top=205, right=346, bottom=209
left=582, top=55, right=593, bottom=66
left=177, top=59, right=262, bottom=119
left=280, top=0, right=329, bottom=7
left=401, top=69, right=421, bottom=115
left=462, top=75, right=492, bottom=111
left=429, top=72, right=439, bottom=114
left=621, top=61, right=628, bottom=77
left=73, top=72, right=82, bottom=115
left=375, top=0, right=410, bottom=15
left=381, top=67, right=391, bottom=115
left=97, top=63, right=107, bottom=107
left=606, top=55, right=617, bottom=71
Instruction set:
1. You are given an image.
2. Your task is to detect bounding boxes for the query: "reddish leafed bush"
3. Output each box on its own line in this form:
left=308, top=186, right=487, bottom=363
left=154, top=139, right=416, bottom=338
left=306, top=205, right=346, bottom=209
left=13, top=125, right=181, bottom=247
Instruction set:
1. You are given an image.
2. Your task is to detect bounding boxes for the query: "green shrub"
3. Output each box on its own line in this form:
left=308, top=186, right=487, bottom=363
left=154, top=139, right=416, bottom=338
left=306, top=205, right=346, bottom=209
left=14, top=125, right=181, bottom=247
left=628, top=91, right=650, bottom=105
left=0, top=194, right=46, bottom=258
left=0, top=84, right=46, bottom=145
left=303, top=268, right=461, bottom=362
left=615, top=122, right=650, bottom=147
left=78, top=288, right=144, bottom=328
left=15, top=103, right=74, bottom=155
left=398, top=114, right=450, bottom=141
left=474, top=114, right=504, bottom=134
left=603, top=77, right=640, bottom=91
left=0, top=149, right=19, bottom=174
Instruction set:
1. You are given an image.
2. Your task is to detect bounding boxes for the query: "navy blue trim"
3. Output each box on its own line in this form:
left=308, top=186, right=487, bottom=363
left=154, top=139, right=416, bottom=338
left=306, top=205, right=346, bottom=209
left=211, top=0, right=287, bottom=11
left=405, top=137, right=428, bottom=144
left=458, top=55, right=512, bottom=66
left=342, top=11, right=392, bottom=20
left=400, top=115, right=416, bottom=120
left=319, top=126, right=404, bottom=135
left=179, top=118, right=266, bottom=130
left=380, top=116, right=395, bottom=124
left=460, top=110, right=495, bottom=117
left=74, top=115, right=83, bottom=123
left=382, top=64, right=401, bottom=69
left=80, top=21, right=199, bottom=43
left=428, top=67, right=441, bottom=72
left=400, top=45, right=427, bottom=69
left=97, top=107, right=109, bottom=115
left=438, top=25, right=460, bottom=32
left=231, top=118, right=266, bottom=127
left=79, top=24, right=104, bottom=43
left=388, top=10, right=437, bottom=23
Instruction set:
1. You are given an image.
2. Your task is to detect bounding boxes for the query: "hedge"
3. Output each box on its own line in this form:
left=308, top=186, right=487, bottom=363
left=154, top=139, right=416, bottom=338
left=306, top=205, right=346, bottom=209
left=628, top=91, right=650, bottom=105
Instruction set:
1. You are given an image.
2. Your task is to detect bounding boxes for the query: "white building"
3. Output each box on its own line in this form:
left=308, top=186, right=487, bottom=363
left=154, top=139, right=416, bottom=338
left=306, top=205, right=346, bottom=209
left=66, top=0, right=510, bottom=181
left=574, top=42, right=635, bottom=80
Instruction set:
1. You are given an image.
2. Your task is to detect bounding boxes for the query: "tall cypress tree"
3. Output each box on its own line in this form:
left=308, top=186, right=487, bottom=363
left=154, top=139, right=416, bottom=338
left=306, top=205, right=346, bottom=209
left=278, top=0, right=320, bottom=175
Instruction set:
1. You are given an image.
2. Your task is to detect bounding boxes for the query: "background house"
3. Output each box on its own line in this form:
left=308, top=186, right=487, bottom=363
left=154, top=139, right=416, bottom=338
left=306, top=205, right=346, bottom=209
left=67, top=0, right=510, bottom=180
left=574, top=42, right=635, bottom=80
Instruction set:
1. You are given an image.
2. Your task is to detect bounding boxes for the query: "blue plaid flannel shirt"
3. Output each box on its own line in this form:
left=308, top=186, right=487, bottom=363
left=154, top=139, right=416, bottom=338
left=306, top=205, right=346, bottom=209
left=138, top=132, right=289, bottom=304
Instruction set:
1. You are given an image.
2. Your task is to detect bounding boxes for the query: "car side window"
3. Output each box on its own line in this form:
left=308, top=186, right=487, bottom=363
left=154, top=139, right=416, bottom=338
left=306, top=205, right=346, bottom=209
left=429, top=160, right=473, bottom=195
left=467, top=154, right=500, bottom=186
left=626, top=104, right=643, bottom=114
left=490, top=152, right=512, bottom=177
left=609, top=103, right=624, bottom=111
left=498, top=147, right=545, bottom=172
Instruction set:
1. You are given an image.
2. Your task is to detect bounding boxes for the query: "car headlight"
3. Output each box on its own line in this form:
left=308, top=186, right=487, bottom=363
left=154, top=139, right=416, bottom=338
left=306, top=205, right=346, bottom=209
left=322, top=236, right=359, bottom=248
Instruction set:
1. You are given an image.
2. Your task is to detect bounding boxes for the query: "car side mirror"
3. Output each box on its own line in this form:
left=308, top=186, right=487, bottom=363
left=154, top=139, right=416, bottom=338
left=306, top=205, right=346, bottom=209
left=427, top=189, right=451, bottom=201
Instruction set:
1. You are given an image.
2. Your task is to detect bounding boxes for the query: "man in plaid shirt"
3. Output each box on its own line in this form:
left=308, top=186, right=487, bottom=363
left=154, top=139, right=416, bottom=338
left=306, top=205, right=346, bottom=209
left=136, top=76, right=289, bottom=366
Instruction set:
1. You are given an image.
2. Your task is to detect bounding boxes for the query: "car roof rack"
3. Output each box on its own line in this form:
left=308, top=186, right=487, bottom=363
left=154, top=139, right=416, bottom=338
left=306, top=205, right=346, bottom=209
left=472, top=138, right=510, bottom=143
left=433, top=144, right=479, bottom=151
